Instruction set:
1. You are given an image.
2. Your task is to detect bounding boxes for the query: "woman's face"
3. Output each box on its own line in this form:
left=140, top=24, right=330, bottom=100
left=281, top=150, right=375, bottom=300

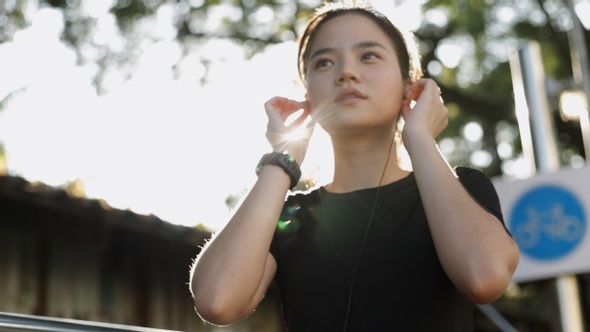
left=304, top=13, right=406, bottom=135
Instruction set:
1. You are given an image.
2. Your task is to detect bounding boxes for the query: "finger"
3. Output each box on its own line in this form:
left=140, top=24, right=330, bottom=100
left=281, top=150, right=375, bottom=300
left=422, top=79, right=442, bottom=100
left=400, top=102, right=412, bottom=120
left=404, top=80, right=425, bottom=101
left=271, top=98, right=307, bottom=117
left=285, top=111, right=310, bottom=130
left=266, top=97, right=308, bottom=129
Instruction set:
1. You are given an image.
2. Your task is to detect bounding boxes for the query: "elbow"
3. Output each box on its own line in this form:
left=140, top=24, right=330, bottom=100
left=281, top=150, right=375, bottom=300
left=455, top=267, right=512, bottom=304
left=189, top=262, right=244, bottom=326
left=191, top=276, right=255, bottom=327
left=464, top=251, right=520, bottom=304
left=193, top=292, right=246, bottom=326
left=465, top=276, right=510, bottom=304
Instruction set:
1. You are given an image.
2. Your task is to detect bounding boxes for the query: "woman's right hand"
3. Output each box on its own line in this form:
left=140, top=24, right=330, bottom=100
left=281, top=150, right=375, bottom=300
left=264, top=96, right=315, bottom=164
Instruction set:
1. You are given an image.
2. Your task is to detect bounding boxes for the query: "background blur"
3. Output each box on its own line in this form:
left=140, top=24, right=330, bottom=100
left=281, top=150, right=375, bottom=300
left=1, top=0, right=590, bottom=331
left=2, top=0, right=587, bottom=230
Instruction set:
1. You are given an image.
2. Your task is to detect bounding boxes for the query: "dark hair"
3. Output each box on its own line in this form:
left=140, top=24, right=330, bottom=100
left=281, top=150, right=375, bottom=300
left=297, top=3, right=423, bottom=84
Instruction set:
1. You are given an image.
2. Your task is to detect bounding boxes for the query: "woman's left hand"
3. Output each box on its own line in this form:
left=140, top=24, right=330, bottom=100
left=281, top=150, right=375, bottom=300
left=400, top=78, right=448, bottom=146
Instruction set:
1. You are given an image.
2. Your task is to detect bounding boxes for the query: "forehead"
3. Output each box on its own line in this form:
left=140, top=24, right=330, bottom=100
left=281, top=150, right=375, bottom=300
left=309, top=13, right=393, bottom=50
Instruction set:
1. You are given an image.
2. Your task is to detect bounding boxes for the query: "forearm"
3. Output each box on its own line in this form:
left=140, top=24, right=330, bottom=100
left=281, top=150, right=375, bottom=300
left=406, top=133, right=519, bottom=303
left=190, top=165, right=289, bottom=323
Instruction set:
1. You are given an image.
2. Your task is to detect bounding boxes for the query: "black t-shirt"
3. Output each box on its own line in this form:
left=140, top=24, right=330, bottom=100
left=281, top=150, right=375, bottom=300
left=269, top=167, right=506, bottom=331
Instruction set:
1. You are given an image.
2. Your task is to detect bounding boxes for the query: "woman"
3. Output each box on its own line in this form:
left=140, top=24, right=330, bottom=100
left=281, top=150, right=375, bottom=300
left=190, top=3, right=519, bottom=331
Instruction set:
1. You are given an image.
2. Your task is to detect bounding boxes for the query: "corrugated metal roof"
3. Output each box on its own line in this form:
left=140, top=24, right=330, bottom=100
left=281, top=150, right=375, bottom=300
left=0, top=175, right=210, bottom=246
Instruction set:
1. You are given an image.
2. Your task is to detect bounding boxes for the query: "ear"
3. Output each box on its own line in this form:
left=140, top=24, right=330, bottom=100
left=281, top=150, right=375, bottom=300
left=403, top=79, right=415, bottom=100
left=404, top=78, right=414, bottom=88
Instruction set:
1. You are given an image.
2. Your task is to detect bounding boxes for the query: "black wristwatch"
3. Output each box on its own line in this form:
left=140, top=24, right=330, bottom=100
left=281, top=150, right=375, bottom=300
left=256, top=152, right=302, bottom=190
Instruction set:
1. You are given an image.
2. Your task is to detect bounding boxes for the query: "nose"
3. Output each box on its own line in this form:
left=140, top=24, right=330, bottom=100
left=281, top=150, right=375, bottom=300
left=337, top=60, right=360, bottom=84
left=338, top=72, right=357, bottom=83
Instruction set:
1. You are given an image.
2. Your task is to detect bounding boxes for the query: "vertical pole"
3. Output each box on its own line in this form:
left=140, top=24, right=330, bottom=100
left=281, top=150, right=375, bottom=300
left=563, top=2, right=590, bottom=330
left=514, top=42, right=560, bottom=172
left=565, top=0, right=590, bottom=163
left=508, top=52, right=537, bottom=177
left=556, top=276, right=585, bottom=332
left=509, top=41, right=585, bottom=332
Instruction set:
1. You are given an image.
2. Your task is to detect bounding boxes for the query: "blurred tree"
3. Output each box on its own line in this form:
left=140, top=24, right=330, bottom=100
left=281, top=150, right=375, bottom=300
left=1, top=0, right=588, bottom=177
left=418, top=0, right=587, bottom=176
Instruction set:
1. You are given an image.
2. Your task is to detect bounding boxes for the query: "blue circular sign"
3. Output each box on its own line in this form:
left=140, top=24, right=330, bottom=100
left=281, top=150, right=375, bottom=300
left=509, top=185, right=586, bottom=260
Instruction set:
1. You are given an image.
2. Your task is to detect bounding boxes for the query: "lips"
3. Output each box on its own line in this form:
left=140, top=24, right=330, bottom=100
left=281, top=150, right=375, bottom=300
left=334, top=88, right=367, bottom=103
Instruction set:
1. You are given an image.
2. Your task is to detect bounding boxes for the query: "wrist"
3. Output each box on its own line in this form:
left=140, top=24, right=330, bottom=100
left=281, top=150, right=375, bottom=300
left=402, top=127, right=435, bottom=152
left=256, top=152, right=302, bottom=190
left=270, top=144, right=307, bottom=165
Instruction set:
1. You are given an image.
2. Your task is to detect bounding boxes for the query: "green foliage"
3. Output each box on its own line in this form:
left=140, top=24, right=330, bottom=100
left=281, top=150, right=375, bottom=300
left=46, top=0, right=67, bottom=7
left=110, top=0, right=170, bottom=31
left=2, top=0, right=588, bottom=176
left=0, top=1, right=27, bottom=43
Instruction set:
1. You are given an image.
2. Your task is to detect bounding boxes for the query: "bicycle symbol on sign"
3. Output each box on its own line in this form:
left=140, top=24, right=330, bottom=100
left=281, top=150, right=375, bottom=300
left=509, top=184, right=586, bottom=260
left=515, top=204, right=584, bottom=249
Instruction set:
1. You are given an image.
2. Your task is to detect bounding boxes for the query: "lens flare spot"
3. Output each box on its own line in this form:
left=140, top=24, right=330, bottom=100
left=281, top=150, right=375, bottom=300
left=277, top=203, right=302, bottom=234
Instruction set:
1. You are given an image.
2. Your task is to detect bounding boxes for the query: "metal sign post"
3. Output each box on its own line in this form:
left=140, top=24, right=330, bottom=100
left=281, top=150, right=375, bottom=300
left=508, top=41, right=586, bottom=332
left=565, top=0, right=590, bottom=162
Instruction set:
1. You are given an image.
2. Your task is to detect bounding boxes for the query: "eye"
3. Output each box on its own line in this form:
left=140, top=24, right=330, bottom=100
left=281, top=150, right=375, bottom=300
left=361, top=52, right=380, bottom=61
left=313, top=58, right=334, bottom=69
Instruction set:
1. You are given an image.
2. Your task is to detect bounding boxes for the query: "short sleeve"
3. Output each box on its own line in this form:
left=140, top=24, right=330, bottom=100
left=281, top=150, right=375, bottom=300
left=455, top=167, right=505, bottom=224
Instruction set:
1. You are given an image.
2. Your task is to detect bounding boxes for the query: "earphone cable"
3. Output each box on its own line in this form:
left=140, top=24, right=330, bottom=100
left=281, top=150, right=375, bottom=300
left=320, top=135, right=395, bottom=332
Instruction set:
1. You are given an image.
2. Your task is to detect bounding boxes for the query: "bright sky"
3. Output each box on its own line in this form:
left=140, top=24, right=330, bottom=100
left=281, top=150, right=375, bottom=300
left=0, top=0, right=423, bottom=230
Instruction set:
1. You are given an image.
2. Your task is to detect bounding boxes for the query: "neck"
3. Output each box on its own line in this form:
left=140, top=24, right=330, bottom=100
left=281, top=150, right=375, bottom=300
left=326, top=133, right=407, bottom=193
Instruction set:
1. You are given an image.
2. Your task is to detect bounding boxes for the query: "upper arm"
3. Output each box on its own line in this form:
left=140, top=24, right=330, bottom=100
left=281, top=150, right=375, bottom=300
left=247, top=252, right=278, bottom=312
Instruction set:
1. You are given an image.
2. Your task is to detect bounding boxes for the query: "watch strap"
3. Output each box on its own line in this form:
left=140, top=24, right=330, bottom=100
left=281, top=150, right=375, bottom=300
left=256, top=152, right=302, bottom=190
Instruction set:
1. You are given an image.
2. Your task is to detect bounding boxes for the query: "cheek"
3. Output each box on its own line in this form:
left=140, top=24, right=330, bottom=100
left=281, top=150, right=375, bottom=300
left=305, top=81, right=326, bottom=111
left=382, top=81, right=405, bottom=112
left=307, top=95, right=325, bottom=123
left=305, top=90, right=318, bottom=112
left=382, top=73, right=405, bottom=102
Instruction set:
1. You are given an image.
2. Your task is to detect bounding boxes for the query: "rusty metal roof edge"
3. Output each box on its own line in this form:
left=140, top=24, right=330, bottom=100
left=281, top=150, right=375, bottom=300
left=0, top=174, right=211, bottom=245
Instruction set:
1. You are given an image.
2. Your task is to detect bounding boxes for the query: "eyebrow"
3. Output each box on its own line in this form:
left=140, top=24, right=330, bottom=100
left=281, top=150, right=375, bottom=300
left=309, top=41, right=387, bottom=61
